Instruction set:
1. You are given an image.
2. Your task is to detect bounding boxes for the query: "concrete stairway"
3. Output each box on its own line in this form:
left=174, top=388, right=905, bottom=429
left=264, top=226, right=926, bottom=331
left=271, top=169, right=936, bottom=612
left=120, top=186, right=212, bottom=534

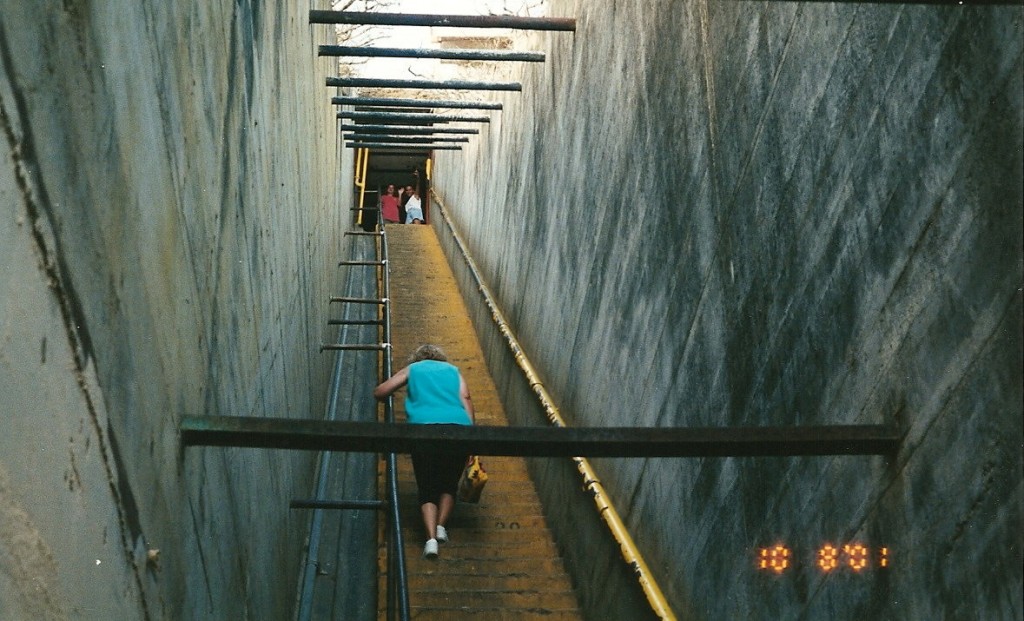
left=378, top=224, right=582, bottom=621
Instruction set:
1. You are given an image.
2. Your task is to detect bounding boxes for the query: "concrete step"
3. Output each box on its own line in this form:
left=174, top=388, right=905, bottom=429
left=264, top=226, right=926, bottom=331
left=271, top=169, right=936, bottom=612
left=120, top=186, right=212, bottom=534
left=404, top=572, right=576, bottom=592
left=382, top=556, right=573, bottom=576
left=406, top=589, right=579, bottom=609
left=407, top=606, right=581, bottom=621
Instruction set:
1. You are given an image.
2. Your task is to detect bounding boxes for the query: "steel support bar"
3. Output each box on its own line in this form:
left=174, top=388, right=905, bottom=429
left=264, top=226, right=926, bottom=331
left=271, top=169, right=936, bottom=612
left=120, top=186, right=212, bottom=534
left=291, top=499, right=387, bottom=510
left=339, top=260, right=387, bottom=266
left=319, top=343, right=389, bottom=352
left=334, top=97, right=502, bottom=111
left=309, top=11, right=577, bottom=31
left=329, top=296, right=386, bottom=304
left=339, top=111, right=489, bottom=123
left=181, top=418, right=902, bottom=457
left=345, top=231, right=383, bottom=237
left=346, top=143, right=462, bottom=151
left=327, top=319, right=384, bottom=326
left=339, top=124, right=479, bottom=135
left=757, top=0, right=1018, bottom=4
left=328, top=77, right=522, bottom=91
left=360, top=150, right=436, bottom=156
left=343, top=134, right=469, bottom=143
left=354, top=107, right=429, bottom=115
left=319, top=45, right=545, bottom=62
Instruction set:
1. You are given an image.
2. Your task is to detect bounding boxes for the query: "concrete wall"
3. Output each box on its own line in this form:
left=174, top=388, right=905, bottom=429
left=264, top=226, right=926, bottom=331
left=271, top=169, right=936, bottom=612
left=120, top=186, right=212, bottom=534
left=1, top=1, right=351, bottom=618
left=432, top=2, right=1022, bottom=619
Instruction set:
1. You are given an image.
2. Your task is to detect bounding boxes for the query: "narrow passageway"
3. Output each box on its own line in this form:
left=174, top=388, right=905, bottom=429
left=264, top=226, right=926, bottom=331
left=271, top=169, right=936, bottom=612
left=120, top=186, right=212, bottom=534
left=379, top=224, right=583, bottom=620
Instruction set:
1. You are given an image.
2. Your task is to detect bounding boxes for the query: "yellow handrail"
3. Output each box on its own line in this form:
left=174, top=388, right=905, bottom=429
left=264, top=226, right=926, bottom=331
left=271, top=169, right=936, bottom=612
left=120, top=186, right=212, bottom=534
left=354, top=148, right=369, bottom=226
left=431, top=190, right=677, bottom=621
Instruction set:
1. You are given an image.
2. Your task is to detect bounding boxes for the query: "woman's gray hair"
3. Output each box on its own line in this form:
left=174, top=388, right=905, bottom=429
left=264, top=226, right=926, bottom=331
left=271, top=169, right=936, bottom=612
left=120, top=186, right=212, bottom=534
left=408, top=344, right=448, bottom=363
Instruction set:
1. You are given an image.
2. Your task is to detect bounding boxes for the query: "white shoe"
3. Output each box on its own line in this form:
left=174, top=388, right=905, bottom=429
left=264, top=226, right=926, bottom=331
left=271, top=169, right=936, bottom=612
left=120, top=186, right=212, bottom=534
left=436, top=525, right=449, bottom=543
left=423, top=539, right=439, bottom=559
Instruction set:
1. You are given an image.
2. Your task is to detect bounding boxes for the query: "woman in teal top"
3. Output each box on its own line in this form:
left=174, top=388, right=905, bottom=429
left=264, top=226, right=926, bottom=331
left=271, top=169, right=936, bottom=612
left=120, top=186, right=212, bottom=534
left=374, top=344, right=476, bottom=559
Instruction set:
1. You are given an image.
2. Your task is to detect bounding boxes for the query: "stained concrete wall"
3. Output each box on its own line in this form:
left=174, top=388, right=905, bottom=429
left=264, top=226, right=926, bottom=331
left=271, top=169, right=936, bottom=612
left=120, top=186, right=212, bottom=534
left=1, top=2, right=352, bottom=618
left=431, top=2, right=1023, bottom=619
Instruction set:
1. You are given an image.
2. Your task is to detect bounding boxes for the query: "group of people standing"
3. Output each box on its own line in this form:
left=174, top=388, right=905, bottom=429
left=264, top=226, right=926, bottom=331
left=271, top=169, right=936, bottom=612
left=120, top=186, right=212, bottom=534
left=380, top=183, right=424, bottom=225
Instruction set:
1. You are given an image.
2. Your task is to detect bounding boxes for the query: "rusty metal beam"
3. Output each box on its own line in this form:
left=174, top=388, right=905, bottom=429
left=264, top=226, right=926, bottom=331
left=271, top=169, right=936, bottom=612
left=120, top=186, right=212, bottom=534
left=328, top=77, right=522, bottom=91
left=290, top=499, right=386, bottom=510
left=339, top=124, right=480, bottom=135
left=759, top=0, right=1017, bottom=3
left=339, top=111, right=490, bottom=123
left=345, top=142, right=463, bottom=151
left=319, top=45, right=545, bottom=62
left=309, top=11, right=576, bottom=31
left=334, top=96, right=502, bottom=111
left=181, top=417, right=901, bottom=457
left=343, top=134, right=469, bottom=143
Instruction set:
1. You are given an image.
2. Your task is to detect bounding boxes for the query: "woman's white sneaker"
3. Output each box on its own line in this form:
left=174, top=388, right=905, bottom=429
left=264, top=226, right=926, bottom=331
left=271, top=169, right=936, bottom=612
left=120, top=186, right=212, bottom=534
left=436, top=525, right=449, bottom=543
left=423, top=539, right=439, bottom=558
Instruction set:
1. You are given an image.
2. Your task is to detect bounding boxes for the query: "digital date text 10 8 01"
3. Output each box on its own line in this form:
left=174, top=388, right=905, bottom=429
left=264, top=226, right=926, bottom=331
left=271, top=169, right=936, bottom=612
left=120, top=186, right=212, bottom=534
left=757, top=544, right=889, bottom=574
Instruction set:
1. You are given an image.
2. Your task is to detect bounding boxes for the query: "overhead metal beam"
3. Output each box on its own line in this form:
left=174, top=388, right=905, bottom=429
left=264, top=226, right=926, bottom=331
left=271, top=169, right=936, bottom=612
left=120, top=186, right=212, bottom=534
left=343, top=134, right=469, bottom=143
left=334, top=96, right=502, bottom=111
left=181, top=417, right=902, bottom=457
left=309, top=11, right=577, bottom=31
left=328, top=77, right=522, bottom=91
left=290, top=499, right=386, bottom=511
left=320, top=45, right=545, bottom=62
left=757, top=0, right=1018, bottom=3
left=354, top=149, right=435, bottom=156
left=353, top=107, right=427, bottom=115
left=339, top=111, right=490, bottom=123
left=339, top=124, right=479, bottom=135
left=346, top=142, right=463, bottom=150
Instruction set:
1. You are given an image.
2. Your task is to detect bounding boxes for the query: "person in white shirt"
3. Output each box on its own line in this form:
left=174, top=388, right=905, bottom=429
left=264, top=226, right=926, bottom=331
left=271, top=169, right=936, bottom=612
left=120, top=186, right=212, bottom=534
left=405, top=187, right=424, bottom=224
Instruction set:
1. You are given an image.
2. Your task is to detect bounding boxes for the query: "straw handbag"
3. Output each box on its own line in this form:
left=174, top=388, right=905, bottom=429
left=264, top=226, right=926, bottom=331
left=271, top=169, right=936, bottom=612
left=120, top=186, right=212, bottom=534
left=457, top=455, right=488, bottom=503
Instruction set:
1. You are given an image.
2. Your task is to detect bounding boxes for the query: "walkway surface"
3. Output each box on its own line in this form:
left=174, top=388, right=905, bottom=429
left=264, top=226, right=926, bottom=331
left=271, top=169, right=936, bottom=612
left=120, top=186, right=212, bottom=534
left=378, top=224, right=583, bottom=621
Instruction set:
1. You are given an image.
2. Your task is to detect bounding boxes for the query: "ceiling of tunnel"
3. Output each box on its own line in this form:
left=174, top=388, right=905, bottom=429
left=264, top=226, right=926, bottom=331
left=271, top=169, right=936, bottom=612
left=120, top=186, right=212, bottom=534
left=330, top=1, right=551, bottom=163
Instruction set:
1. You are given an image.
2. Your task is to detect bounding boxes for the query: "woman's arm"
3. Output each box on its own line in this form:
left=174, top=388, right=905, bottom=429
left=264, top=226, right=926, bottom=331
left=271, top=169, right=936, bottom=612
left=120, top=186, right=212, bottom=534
left=373, top=366, right=410, bottom=400
left=459, top=373, right=475, bottom=424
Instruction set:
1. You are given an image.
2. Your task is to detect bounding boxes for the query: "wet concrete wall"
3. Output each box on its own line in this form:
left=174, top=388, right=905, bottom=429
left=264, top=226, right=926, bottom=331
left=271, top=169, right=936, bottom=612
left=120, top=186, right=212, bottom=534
left=1, top=2, right=352, bottom=618
left=432, top=2, right=1023, bottom=619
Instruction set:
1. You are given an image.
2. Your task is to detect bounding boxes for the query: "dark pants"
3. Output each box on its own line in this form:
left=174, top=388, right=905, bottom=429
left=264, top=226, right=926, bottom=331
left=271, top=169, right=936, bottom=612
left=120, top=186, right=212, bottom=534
left=411, top=448, right=468, bottom=506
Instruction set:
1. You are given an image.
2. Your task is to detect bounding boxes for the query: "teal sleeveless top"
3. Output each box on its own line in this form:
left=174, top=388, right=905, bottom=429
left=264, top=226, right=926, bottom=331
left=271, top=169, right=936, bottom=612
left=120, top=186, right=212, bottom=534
left=405, top=360, right=472, bottom=425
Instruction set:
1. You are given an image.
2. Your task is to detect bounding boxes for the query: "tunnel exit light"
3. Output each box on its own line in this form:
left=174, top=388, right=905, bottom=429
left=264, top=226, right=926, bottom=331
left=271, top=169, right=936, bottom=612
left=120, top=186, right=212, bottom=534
left=756, top=543, right=890, bottom=574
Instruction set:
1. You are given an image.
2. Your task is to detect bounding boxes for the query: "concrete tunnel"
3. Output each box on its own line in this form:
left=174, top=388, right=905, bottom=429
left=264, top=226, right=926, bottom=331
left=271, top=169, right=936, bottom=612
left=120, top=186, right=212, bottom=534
left=0, top=1, right=1021, bottom=620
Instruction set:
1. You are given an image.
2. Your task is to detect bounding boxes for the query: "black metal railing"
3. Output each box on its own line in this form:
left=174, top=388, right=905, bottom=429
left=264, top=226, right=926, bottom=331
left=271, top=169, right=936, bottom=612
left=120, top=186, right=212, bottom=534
left=291, top=219, right=409, bottom=621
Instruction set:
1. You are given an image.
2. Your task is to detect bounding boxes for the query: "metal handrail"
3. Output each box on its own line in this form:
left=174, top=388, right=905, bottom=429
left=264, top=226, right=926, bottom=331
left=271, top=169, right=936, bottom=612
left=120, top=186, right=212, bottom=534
left=296, top=222, right=409, bottom=621
left=379, top=223, right=410, bottom=621
left=431, top=190, right=678, bottom=621
left=296, top=232, right=369, bottom=621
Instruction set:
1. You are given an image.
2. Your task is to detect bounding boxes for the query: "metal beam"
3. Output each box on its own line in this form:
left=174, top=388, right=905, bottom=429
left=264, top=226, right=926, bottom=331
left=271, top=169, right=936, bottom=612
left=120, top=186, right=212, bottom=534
left=181, top=417, right=901, bottom=457
left=357, top=150, right=434, bottom=156
left=339, top=111, right=490, bottom=123
left=309, top=11, right=577, bottom=31
left=757, top=0, right=1019, bottom=3
left=343, top=134, right=469, bottom=143
left=334, top=96, right=502, bottom=111
left=339, top=124, right=479, bottom=135
left=320, top=45, right=545, bottom=62
left=291, top=499, right=386, bottom=510
left=328, top=77, right=522, bottom=91
left=353, top=107, right=427, bottom=115
left=345, top=142, right=463, bottom=150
